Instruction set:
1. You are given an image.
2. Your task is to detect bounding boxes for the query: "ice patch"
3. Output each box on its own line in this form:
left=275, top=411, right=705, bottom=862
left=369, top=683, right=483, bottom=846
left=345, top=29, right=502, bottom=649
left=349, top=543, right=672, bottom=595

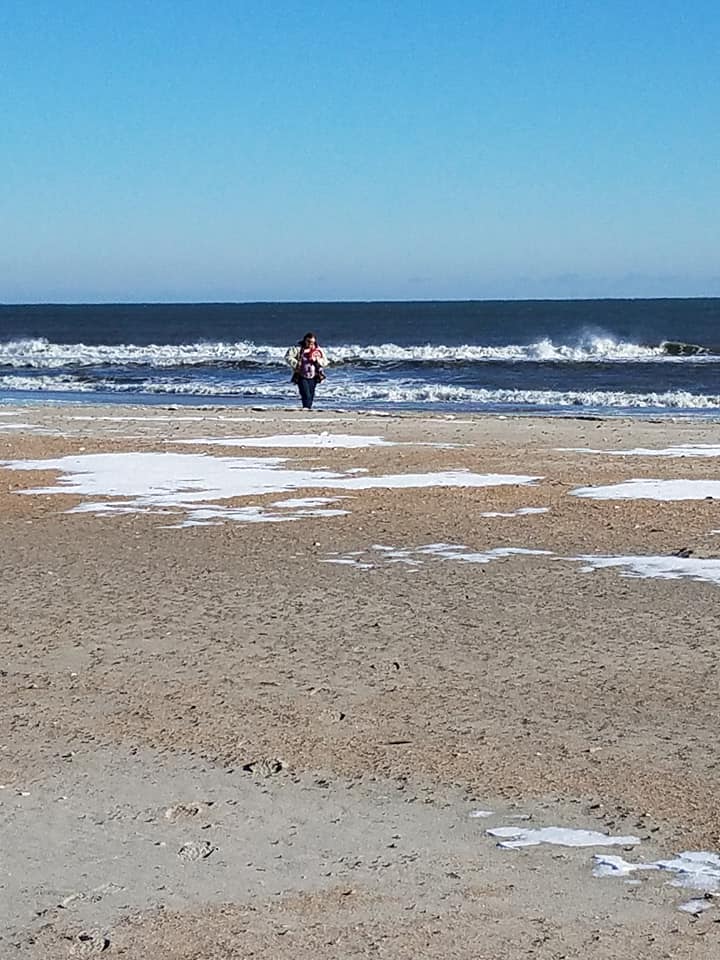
left=415, top=544, right=552, bottom=563
left=561, top=445, right=720, bottom=458
left=678, top=899, right=713, bottom=915
left=70, top=500, right=351, bottom=526
left=327, top=541, right=720, bottom=587
left=0, top=422, right=58, bottom=435
left=165, top=505, right=350, bottom=528
left=322, top=557, right=375, bottom=569
left=563, top=554, right=720, bottom=586
left=335, top=472, right=541, bottom=491
left=488, top=826, right=640, bottom=849
left=571, top=479, right=720, bottom=501
left=170, top=433, right=394, bottom=449
left=271, top=497, right=346, bottom=508
left=0, top=452, right=539, bottom=527
left=325, top=543, right=553, bottom=570
left=70, top=415, right=356, bottom=423
left=480, top=507, right=549, bottom=518
left=591, top=854, right=647, bottom=878
left=594, top=851, right=720, bottom=893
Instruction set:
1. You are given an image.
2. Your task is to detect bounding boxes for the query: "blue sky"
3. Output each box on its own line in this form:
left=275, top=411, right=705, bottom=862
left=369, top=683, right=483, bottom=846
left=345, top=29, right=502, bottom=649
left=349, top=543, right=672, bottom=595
left=2, top=1, right=718, bottom=302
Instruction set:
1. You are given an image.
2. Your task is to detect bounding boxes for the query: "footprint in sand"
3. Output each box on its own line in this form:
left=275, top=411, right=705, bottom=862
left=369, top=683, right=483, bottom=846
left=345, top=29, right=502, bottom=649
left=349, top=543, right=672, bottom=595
left=177, top=840, right=216, bottom=861
left=318, top=708, right=346, bottom=723
left=242, top=757, right=284, bottom=777
left=164, top=801, right=212, bottom=821
left=69, top=931, right=110, bottom=955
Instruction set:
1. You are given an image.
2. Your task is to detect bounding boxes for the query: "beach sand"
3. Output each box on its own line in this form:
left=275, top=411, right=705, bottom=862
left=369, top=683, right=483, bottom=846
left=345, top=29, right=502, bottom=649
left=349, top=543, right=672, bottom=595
left=2, top=403, right=720, bottom=958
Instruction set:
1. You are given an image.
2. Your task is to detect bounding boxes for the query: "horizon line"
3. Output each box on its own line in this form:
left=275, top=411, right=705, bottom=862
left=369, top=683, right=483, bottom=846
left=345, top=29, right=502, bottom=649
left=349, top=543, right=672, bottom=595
left=2, top=295, right=719, bottom=307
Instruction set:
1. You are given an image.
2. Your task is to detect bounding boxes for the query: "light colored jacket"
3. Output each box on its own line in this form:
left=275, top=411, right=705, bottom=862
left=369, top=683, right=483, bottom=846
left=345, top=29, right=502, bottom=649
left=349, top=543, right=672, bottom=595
left=284, top=345, right=329, bottom=370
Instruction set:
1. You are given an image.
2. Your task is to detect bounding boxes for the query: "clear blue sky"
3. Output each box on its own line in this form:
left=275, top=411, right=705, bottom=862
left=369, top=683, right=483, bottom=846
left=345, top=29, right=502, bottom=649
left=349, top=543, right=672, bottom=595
left=2, top=0, right=718, bottom=302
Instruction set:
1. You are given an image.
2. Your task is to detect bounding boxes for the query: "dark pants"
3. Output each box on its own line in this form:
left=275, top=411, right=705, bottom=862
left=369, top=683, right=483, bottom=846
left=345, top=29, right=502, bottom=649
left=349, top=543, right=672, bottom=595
left=297, top=376, right=317, bottom=409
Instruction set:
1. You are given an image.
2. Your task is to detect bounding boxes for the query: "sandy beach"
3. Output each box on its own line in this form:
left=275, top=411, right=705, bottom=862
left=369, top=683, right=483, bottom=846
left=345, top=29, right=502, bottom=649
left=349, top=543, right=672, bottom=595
left=2, top=403, right=720, bottom=958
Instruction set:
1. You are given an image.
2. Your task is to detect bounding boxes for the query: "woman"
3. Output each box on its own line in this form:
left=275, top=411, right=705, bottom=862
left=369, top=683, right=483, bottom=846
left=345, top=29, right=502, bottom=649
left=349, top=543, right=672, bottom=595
left=285, top=332, right=328, bottom=410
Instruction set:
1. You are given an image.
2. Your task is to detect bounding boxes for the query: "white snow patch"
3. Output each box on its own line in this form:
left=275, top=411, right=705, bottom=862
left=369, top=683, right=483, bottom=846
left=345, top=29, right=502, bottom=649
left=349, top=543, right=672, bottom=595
left=69, top=415, right=357, bottom=424
left=416, top=544, right=552, bottom=563
left=594, top=851, right=720, bottom=893
left=170, top=433, right=463, bottom=450
left=561, top=445, right=720, bottom=458
left=480, top=507, right=549, bottom=518
left=334, top=472, right=541, bottom=491
left=571, top=479, right=720, bottom=501
left=327, top=543, right=552, bottom=570
left=170, top=433, right=395, bottom=449
left=0, top=452, right=538, bottom=527
left=162, top=504, right=350, bottom=528
left=271, top=496, right=347, bottom=508
left=0, top=422, right=59, bottom=436
left=564, top=554, right=720, bottom=586
left=488, top=826, right=640, bottom=849
left=322, top=558, right=375, bottom=569
left=678, top=899, right=714, bottom=915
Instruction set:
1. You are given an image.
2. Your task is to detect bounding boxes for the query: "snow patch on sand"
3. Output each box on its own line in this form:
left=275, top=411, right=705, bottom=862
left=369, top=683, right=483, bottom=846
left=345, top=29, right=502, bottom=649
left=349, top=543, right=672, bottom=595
left=336, top=472, right=540, bottom=491
left=70, top=415, right=357, bottom=424
left=416, top=544, right=552, bottom=563
left=480, top=507, right=549, bottom=518
left=170, top=433, right=395, bottom=449
left=271, top=496, right=348, bottom=509
left=0, top=452, right=539, bottom=527
left=0, top=422, right=60, bottom=435
left=487, top=826, right=640, bottom=849
left=594, top=851, right=720, bottom=893
left=678, top=898, right=714, bottom=915
left=326, top=542, right=720, bottom=588
left=165, top=505, right=351, bottom=528
left=571, top=479, right=720, bottom=501
left=323, top=543, right=552, bottom=570
left=561, top=445, right=720, bottom=458
left=485, top=823, right=720, bottom=911
left=563, top=554, right=720, bottom=586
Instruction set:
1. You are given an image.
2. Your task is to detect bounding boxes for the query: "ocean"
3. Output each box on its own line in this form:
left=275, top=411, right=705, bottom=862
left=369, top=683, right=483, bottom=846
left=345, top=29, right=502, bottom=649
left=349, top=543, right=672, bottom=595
left=1, top=299, right=719, bottom=416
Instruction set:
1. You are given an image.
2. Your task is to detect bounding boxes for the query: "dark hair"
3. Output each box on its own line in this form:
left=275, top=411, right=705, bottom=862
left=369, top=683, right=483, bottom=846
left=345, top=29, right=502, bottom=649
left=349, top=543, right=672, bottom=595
left=300, top=331, right=318, bottom=347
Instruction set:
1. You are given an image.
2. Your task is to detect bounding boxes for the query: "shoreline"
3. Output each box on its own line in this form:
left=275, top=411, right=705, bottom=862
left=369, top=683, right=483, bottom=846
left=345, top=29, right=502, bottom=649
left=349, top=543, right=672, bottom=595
left=2, top=406, right=720, bottom=957
left=3, top=394, right=720, bottom=424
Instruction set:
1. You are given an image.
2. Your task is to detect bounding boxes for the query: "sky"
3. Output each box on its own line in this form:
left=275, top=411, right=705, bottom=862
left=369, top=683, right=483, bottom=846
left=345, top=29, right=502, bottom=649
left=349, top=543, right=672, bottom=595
left=1, top=0, right=719, bottom=302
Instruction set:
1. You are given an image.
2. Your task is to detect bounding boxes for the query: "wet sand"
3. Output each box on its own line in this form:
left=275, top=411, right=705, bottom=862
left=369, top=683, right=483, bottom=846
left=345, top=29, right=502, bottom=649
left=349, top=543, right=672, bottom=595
left=2, top=403, right=720, bottom=958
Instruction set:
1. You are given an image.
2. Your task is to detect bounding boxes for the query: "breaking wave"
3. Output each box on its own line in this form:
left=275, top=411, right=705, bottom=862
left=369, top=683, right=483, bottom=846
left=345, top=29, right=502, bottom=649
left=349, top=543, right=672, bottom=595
left=0, top=335, right=711, bottom=369
left=2, top=373, right=719, bottom=411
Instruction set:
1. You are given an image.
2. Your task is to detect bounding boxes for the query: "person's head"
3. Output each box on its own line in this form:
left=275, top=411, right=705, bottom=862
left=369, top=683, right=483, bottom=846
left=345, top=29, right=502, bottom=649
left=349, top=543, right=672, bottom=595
left=300, top=332, right=318, bottom=349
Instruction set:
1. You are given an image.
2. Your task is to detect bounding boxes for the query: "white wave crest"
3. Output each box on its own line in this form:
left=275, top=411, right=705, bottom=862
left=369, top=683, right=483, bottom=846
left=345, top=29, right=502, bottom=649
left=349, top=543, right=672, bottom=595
left=2, top=373, right=719, bottom=410
left=329, top=336, right=668, bottom=363
left=0, top=337, right=288, bottom=368
left=0, top=335, right=690, bottom=368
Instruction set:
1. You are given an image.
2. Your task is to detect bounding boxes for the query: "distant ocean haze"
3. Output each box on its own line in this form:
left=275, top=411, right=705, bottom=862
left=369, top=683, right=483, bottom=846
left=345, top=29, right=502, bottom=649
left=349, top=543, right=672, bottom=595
left=1, top=300, right=718, bottom=415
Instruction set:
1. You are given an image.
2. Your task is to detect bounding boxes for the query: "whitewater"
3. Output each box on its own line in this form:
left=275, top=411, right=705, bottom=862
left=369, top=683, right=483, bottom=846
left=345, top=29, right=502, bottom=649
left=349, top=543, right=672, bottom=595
left=1, top=300, right=718, bottom=415
left=0, top=335, right=711, bottom=368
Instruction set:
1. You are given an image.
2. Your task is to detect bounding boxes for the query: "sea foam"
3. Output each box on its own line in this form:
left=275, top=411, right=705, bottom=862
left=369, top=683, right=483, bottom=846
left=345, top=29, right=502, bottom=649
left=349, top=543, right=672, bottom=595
left=2, top=373, right=719, bottom=411
left=0, top=335, right=677, bottom=368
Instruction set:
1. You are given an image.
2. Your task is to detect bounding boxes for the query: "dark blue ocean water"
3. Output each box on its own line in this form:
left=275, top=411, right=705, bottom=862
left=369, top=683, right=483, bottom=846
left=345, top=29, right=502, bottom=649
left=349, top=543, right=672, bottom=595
left=1, top=299, right=719, bottom=415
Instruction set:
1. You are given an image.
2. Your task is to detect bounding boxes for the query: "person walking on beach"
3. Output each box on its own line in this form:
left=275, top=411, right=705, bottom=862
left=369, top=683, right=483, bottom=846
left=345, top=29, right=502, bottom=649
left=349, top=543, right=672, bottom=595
left=285, top=332, right=328, bottom=410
